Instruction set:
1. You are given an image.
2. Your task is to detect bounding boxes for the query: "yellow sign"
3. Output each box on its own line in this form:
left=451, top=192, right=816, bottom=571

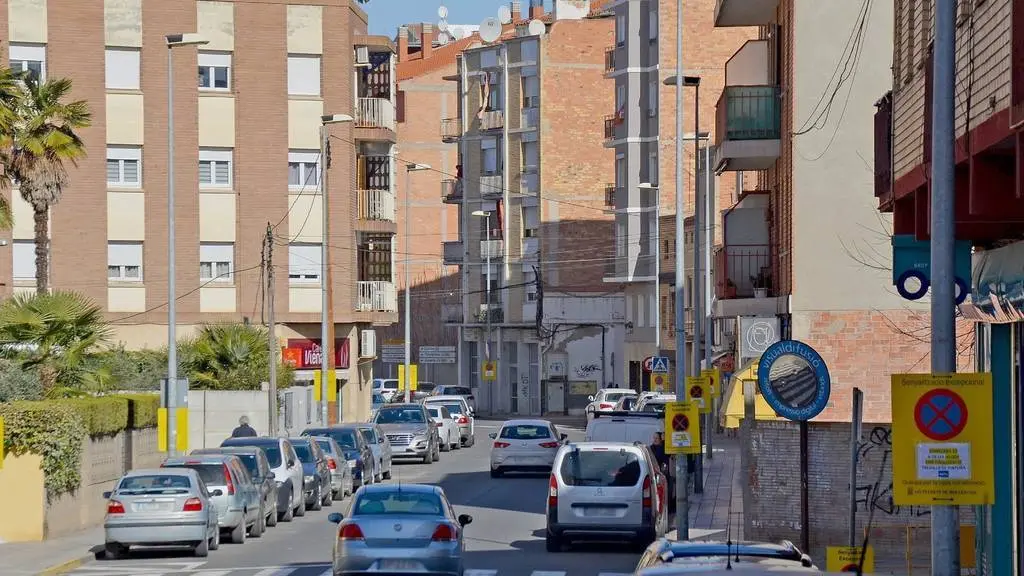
left=826, top=546, right=874, bottom=572
left=157, top=408, right=168, bottom=452
left=482, top=360, right=497, bottom=382
left=960, top=525, right=976, bottom=569
left=0, top=415, right=5, bottom=469
left=652, top=373, right=668, bottom=392
left=663, top=401, right=701, bottom=455
left=686, top=376, right=711, bottom=414
left=157, top=408, right=189, bottom=452
left=891, top=373, right=994, bottom=506
left=702, top=368, right=720, bottom=396
left=313, top=369, right=339, bottom=402
left=398, top=364, right=418, bottom=391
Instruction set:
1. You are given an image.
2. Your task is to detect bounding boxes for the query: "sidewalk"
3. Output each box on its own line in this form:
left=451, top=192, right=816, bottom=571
left=0, top=526, right=103, bottom=575
left=668, top=434, right=743, bottom=542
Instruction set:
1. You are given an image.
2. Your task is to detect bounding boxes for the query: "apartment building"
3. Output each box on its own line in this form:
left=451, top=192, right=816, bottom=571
left=603, top=0, right=755, bottom=388
left=0, top=0, right=397, bottom=421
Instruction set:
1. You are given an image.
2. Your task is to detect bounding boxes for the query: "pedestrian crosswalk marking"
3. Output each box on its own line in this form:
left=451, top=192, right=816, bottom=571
left=531, top=572, right=567, bottom=576
left=464, top=570, right=498, bottom=576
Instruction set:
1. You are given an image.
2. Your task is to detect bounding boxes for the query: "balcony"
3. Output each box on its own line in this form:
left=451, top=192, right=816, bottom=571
left=356, top=98, right=396, bottom=131
left=443, top=241, right=464, bottom=265
left=523, top=237, right=539, bottom=260
left=874, top=91, right=893, bottom=210
left=480, top=239, right=505, bottom=259
left=714, top=244, right=772, bottom=299
left=475, top=304, right=504, bottom=323
left=357, top=189, right=396, bottom=222
left=441, top=117, right=462, bottom=142
left=480, top=173, right=503, bottom=198
left=520, top=172, right=539, bottom=196
left=714, top=86, right=781, bottom=172
left=442, top=302, right=463, bottom=324
left=356, top=281, right=397, bottom=312
left=604, top=115, right=618, bottom=141
left=604, top=47, right=616, bottom=73
left=605, top=183, right=616, bottom=207
left=520, top=107, right=539, bottom=130
left=714, top=0, right=780, bottom=27
left=480, top=109, right=504, bottom=131
left=442, top=178, right=462, bottom=203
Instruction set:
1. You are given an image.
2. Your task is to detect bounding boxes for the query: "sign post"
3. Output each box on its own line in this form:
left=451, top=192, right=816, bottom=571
left=664, top=401, right=701, bottom=455
left=702, top=368, right=720, bottom=460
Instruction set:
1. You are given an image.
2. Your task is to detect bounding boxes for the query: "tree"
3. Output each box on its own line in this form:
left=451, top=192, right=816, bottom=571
left=0, top=68, right=26, bottom=231
left=0, top=72, right=91, bottom=293
left=181, top=323, right=295, bottom=391
left=0, top=290, right=110, bottom=395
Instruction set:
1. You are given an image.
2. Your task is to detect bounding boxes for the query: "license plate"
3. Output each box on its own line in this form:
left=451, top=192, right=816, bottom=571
left=585, top=507, right=618, bottom=517
left=136, top=502, right=170, bottom=512
left=377, top=559, right=421, bottom=570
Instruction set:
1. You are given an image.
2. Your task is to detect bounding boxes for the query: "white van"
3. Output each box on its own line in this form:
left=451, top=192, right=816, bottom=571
left=584, top=411, right=664, bottom=444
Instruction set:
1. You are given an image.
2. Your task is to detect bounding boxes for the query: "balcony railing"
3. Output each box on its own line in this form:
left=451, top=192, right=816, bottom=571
left=357, top=189, right=396, bottom=222
left=442, top=241, right=463, bottom=265
left=523, top=237, right=539, bottom=260
left=715, top=244, right=773, bottom=299
left=521, top=107, right=539, bottom=130
left=356, top=281, right=397, bottom=312
left=442, top=302, right=463, bottom=323
left=480, top=173, right=503, bottom=198
left=874, top=91, right=893, bottom=206
left=605, top=183, right=616, bottom=207
left=356, top=97, right=396, bottom=131
left=480, top=109, right=504, bottom=131
left=480, top=239, right=505, bottom=259
left=441, top=117, right=462, bottom=141
left=475, top=304, right=504, bottom=323
left=604, top=116, right=617, bottom=140
left=604, top=47, right=616, bottom=73
left=715, top=86, right=781, bottom=145
left=442, top=178, right=462, bottom=202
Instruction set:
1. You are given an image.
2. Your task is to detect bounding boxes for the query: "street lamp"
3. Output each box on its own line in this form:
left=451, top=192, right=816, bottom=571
left=164, top=33, right=208, bottom=457
left=471, top=210, right=492, bottom=412
left=319, top=113, right=354, bottom=425
left=638, top=183, right=659, bottom=348
left=403, top=163, right=432, bottom=403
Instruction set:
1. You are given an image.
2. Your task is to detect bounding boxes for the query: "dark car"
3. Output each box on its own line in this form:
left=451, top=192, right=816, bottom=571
left=288, top=437, right=332, bottom=510
left=411, top=381, right=436, bottom=402
left=303, top=425, right=375, bottom=488
left=191, top=446, right=279, bottom=532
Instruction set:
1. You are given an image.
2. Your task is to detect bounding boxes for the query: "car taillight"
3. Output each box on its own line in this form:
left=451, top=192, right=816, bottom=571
left=539, top=441, right=559, bottom=448
left=107, top=500, right=125, bottom=514
left=458, top=416, right=469, bottom=424
left=223, top=464, right=235, bottom=495
left=435, top=421, right=443, bottom=427
left=656, top=477, right=666, bottom=515
left=431, top=523, right=456, bottom=541
left=183, top=497, right=203, bottom=512
left=493, top=441, right=510, bottom=448
left=599, top=402, right=614, bottom=409
left=338, top=523, right=364, bottom=540
left=548, top=474, right=558, bottom=507
left=642, top=475, right=652, bottom=509
left=328, top=458, right=337, bottom=470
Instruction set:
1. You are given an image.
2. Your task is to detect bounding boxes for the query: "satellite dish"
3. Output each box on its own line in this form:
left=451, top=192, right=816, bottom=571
left=437, top=20, right=449, bottom=32
left=437, top=32, right=451, bottom=44
left=497, top=5, right=512, bottom=24
left=479, top=17, right=501, bottom=43
left=438, top=5, right=448, bottom=19
left=528, top=19, right=546, bottom=36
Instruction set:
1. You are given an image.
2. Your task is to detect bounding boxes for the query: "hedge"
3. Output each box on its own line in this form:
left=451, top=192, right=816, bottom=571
left=0, top=401, right=86, bottom=498
left=120, top=393, right=160, bottom=428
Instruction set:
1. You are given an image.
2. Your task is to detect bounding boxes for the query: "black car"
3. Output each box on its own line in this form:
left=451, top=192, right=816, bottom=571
left=302, top=425, right=374, bottom=488
left=191, top=446, right=279, bottom=531
left=288, top=437, right=332, bottom=510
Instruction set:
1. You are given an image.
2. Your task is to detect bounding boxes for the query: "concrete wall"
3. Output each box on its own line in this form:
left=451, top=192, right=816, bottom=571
left=188, top=385, right=327, bottom=448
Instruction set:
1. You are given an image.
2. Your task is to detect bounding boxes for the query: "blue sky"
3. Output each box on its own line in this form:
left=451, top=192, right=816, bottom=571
left=363, top=0, right=552, bottom=36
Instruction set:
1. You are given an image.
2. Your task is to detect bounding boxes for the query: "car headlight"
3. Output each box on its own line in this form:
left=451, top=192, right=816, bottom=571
left=304, top=475, right=314, bottom=484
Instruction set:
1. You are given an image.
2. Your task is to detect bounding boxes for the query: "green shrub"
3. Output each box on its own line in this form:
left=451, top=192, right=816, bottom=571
left=0, top=358, right=42, bottom=402
left=119, top=393, right=159, bottom=428
left=0, top=401, right=86, bottom=499
left=63, top=396, right=129, bottom=437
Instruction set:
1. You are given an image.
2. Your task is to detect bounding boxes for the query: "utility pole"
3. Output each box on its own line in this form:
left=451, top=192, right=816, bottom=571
left=673, top=0, right=690, bottom=540
left=929, top=0, right=959, bottom=573
left=266, top=223, right=278, bottom=436
left=320, top=125, right=336, bottom=425
left=704, top=146, right=714, bottom=462
left=692, top=85, right=704, bottom=495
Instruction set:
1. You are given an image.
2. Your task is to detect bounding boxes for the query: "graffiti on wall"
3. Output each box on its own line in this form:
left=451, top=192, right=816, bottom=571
left=573, top=362, right=601, bottom=379
left=855, top=426, right=931, bottom=519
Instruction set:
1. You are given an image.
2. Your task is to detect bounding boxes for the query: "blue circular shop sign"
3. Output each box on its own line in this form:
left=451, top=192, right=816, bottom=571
left=756, top=339, right=831, bottom=421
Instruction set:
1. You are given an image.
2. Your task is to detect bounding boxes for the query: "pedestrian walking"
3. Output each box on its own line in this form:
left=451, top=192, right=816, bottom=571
left=231, top=415, right=258, bottom=438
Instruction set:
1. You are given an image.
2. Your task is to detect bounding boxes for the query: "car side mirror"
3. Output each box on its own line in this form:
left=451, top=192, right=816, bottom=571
left=560, top=433, right=568, bottom=441
left=378, top=438, right=385, bottom=444
left=287, top=459, right=295, bottom=468
left=488, top=432, right=497, bottom=439
left=458, top=513, right=473, bottom=526
left=327, top=512, right=344, bottom=524
left=210, top=489, right=224, bottom=497
left=102, top=491, right=112, bottom=499
left=800, top=554, right=812, bottom=567
left=587, top=395, right=595, bottom=402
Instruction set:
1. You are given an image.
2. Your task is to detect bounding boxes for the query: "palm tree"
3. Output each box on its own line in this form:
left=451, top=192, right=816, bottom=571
left=184, top=324, right=270, bottom=390
left=0, top=290, right=111, bottom=395
left=0, top=67, right=27, bottom=231
left=1, top=73, right=91, bottom=293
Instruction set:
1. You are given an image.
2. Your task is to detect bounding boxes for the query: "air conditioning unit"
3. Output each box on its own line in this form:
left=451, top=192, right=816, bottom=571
left=355, top=46, right=370, bottom=65
left=360, top=329, right=376, bottom=358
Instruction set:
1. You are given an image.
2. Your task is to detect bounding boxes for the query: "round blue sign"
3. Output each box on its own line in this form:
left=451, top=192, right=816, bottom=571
left=756, top=339, right=831, bottom=421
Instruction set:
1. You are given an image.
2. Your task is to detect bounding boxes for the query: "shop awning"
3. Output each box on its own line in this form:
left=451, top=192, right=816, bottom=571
left=721, top=356, right=782, bottom=429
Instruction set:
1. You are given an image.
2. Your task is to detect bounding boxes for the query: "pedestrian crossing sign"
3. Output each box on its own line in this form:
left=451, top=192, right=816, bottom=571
left=482, top=360, right=497, bottom=381
left=651, top=356, right=670, bottom=373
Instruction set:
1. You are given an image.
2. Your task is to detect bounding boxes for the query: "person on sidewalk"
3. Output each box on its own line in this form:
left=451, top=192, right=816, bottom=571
left=650, top=432, right=677, bottom=513
left=231, top=415, right=258, bottom=438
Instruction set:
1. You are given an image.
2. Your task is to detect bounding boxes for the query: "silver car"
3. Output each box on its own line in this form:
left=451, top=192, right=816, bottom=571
left=431, top=385, right=476, bottom=412
left=327, top=483, right=473, bottom=576
left=162, top=454, right=262, bottom=543
left=103, top=468, right=220, bottom=559
left=423, top=396, right=475, bottom=447
left=488, top=419, right=566, bottom=477
left=355, top=423, right=393, bottom=482
left=310, top=435, right=354, bottom=499
left=373, top=403, right=441, bottom=464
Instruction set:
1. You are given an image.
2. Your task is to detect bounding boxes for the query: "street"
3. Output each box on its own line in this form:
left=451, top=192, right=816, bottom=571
left=62, top=420, right=642, bottom=576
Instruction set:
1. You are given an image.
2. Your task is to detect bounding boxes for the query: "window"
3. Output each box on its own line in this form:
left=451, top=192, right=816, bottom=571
left=649, top=7, right=658, bottom=40
left=524, top=270, right=538, bottom=302
left=107, top=146, right=142, bottom=187
left=105, top=48, right=140, bottom=90
left=480, top=49, right=499, bottom=68
left=483, top=72, right=503, bottom=111
left=616, top=218, right=626, bottom=257
left=648, top=78, right=658, bottom=116
left=523, top=205, right=539, bottom=238
left=288, top=55, right=321, bottom=96
left=648, top=150, right=658, bottom=187
left=200, top=243, right=234, bottom=282
left=616, top=155, right=626, bottom=188
left=522, top=140, right=539, bottom=170
left=198, top=52, right=231, bottom=90
left=12, top=240, right=36, bottom=281
left=108, top=242, right=143, bottom=282
left=199, top=148, right=232, bottom=188
left=522, top=75, right=539, bottom=108
left=616, top=14, right=626, bottom=46
left=521, top=39, right=538, bottom=61
left=559, top=448, right=641, bottom=487
left=481, top=138, right=498, bottom=174
left=288, top=150, right=320, bottom=189
left=617, top=83, right=626, bottom=109
left=288, top=242, right=322, bottom=284
left=9, top=44, right=45, bottom=81
left=353, top=491, right=442, bottom=515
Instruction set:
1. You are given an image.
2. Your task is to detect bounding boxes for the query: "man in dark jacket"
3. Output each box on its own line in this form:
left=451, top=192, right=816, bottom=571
left=231, top=415, right=258, bottom=438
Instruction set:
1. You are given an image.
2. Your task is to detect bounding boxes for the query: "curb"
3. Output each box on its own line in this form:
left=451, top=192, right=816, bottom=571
left=38, top=553, right=93, bottom=576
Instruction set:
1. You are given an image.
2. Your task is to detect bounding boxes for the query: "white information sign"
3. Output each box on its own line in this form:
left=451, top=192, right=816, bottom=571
left=418, top=346, right=457, bottom=364
left=916, top=443, right=971, bottom=480
left=380, top=345, right=404, bottom=364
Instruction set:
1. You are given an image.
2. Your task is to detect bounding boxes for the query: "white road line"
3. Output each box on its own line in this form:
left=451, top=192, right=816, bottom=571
left=530, top=571, right=568, bottom=576
left=250, top=568, right=297, bottom=576
left=464, top=570, right=499, bottom=576
left=194, top=571, right=232, bottom=576
left=597, top=573, right=635, bottom=576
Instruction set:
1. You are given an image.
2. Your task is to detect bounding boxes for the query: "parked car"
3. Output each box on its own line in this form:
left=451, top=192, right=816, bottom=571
left=190, top=446, right=279, bottom=531
left=288, top=437, right=333, bottom=510
left=305, top=435, right=354, bottom=499
left=327, top=484, right=472, bottom=575
left=489, top=419, right=566, bottom=477
left=612, top=394, right=638, bottom=411
left=423, top=395, right=475, bottom=447
left=585, top=388, right=638, bottom=419
left=371, top=392, right=386, bottom=415
left=354, top=423, right=393, bottom=482
left=411, top=381, right=436, bottom=402
left=373, top=403, right=441, bottom=464
left=431, top=385, right=476, bottom=412
left=634, top=393, right=676, bottom=414
left=102, top=468, right=220, bottom=559
left=426, top=404, right=460, bottom=451
left=302, top=425, right=375, bottom=488
left=221, top=436, right=306, bottom=521
left=634, top=539, right=817, bottom=573
left=373, top=378, right=401, bottom=402
left=161, top=454, right=262, bottom=543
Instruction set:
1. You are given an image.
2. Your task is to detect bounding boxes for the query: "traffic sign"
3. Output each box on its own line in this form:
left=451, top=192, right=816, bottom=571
left=702, top=368, right=720, bottom=396
left=418, top=345, right=456, bottom=364
left=397, top=364, right=418, bottom=391
left=891, top=373, right=994, bottom=506
left=663, top=401, right=700, bottom=455
left=757, top=339, right=831, bottom=421
left=650, top=356, right=670, bottom=374
left=826, top=546, right=873, bottom=572
left=642, top=356, right=654, bottom=373
left=652, top=373, right=667, bottom=392
left=380, top=344, right=404, bottom=364
left=686, top=376, right=710, bottom=414
left=482, top=360, right=497, bottom=382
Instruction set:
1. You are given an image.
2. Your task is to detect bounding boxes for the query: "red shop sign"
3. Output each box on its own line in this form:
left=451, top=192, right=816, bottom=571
left=285, top=338, right=350, bottom=369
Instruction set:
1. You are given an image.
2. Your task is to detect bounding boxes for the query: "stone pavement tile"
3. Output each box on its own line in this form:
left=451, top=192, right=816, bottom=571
left=1, top=526, right=104, bottom=575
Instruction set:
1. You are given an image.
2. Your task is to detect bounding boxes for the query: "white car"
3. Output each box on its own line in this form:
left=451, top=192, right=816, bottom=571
left=426, top=405, right=460, bottom=452
left=489, top=419, right=566, bottom=477
left=585, top=388, right=638, bottom=419
left=635, top=393, right=676, bottom=414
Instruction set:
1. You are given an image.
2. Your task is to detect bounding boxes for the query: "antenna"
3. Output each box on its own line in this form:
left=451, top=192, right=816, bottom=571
left=479, top=17, right=501, bottom=43
left=497, top=5, right=512, bottom=24
left=527, top=19, right=546, bottom=37
left=437, top=4, right=450, bottom=45
left=438, top=5, right=448, bottom=19
left=437, top=32, right=451, bottom=45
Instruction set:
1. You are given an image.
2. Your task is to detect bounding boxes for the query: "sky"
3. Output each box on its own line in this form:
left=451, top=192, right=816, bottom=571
left=363, top=0, right=551, bottom=36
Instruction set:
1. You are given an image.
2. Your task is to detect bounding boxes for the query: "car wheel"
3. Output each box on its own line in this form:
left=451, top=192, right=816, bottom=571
left=250, top=505, right=265, bottom=538
left=230, top=518, right=246, bottom=544
left=279, top=486, right=294, bottom=522
left=295, top=492, right=307, bottom=517
left=104, top=543, right=127, bottom=560
left=310, top=483, right=323, bottom=511
left=545, top=531, right=563, bottom=553
left=266, top=500, right=278, bottom=527
left=441, top=436, right=450, bottom=452
left=382, top=465, right=392, bottom=480
left=422, top=450, right=433, bottom=464
left=490, top=467, right=502, bottom=478
left=193, top=536, right=209, bottom=557
left=209, top=526, right=220, bottom=550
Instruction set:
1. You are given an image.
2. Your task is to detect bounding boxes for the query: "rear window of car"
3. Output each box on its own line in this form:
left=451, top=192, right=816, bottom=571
left=382, top=381, right=399, bottom=390
left=233, top=454, right=259, bottom=477
left=222, top=440, right=283, bottom=468
left=119, top=474, right=192, bottom=493
left=293, top=443, right=314, bottom=462
left=315, top=439, right=335, bottom=454
left=353, top=492, right=444, bottom=515
left=446, top=387, right=472, bottom=396
left=435, top=402, right=463, bottom=415
left=641, top=402, right=667, bottom=413
left=605, top=391, right=631, bottom=402
left=167, top=463, right=227, bottom=487
left=303, top=429, right=359, bottom=450
left=559, top=449, right=642, bottom=487
left=500, top=425, right=551, bottom=439
left=427, top=407, right=443, bottom=418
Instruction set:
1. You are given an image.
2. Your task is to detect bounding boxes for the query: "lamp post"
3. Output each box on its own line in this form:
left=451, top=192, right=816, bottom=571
left=319, top=113, right=353, bottom=425
left=638, top=183, right=658, bottom=348
left=164, top=33, right=208, bottom=456
left=472, top=210, right=492, bottom=412
left=404, top=163, right=432, bottom=403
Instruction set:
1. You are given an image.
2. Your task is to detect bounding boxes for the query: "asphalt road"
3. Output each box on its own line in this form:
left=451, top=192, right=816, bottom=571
left=64, top=419, right=642, bottom=576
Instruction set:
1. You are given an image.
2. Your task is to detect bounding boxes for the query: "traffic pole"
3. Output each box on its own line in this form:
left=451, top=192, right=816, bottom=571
left=673, top=0, right=690, bottom=540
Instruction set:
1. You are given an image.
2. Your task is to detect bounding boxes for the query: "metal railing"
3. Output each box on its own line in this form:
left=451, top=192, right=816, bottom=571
left=357, top=189, right=396, bottom=222
left=715, top=244, right=773, bottom=299
left=356, top=97, right=396, bottom=131
left=605, top=183, right=616, bottom=207
left=715, top=86, right=781, bottom=145
left=356, top=281, right=397, bottom=312
left=475, top=305, right=504, bottom=323
left=440, top=117, right=462, bottom=141
left=441, top=178, right=461, bottom=202
left=480, top=173, right=503, bottom=198
left=480, top=239, right=505, bottom=259
left=480, top=109, right=504, bottom=131
left=442, top=302, right=463, bottom=323
left=604, top=116, right=617, bottom=140
left=604, top=47, right=616, bottom=72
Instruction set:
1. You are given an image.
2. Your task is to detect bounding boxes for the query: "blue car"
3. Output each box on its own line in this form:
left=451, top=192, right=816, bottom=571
left=302, top=425, right=375, bottom=488
left=371, top=392, right=386, bottom=413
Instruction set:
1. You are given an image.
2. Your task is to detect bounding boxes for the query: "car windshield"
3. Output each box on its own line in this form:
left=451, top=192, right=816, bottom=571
left=292, top=444, right=314, bottom=463
left=500, top=425, right=551, bottom=439
left=353, top=492, right=444, bottom=516
left=118, top=474, right=192, bottom=494
left=303, top=429, right=358, bottom=450
left=604, top=391, right=631, bottom=402
left=446, top=387, right=472, bottom=396
left=166, top=463, right=227, bottom=487
left=417, top=383, right=436, bottom=392
left=375, top=407, right=426, bottom=424
left=559, top=449, right=642, bottom=487
left=360, top=428, right=378, bottom=444
left=641, top=402, right=668, bottom=413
